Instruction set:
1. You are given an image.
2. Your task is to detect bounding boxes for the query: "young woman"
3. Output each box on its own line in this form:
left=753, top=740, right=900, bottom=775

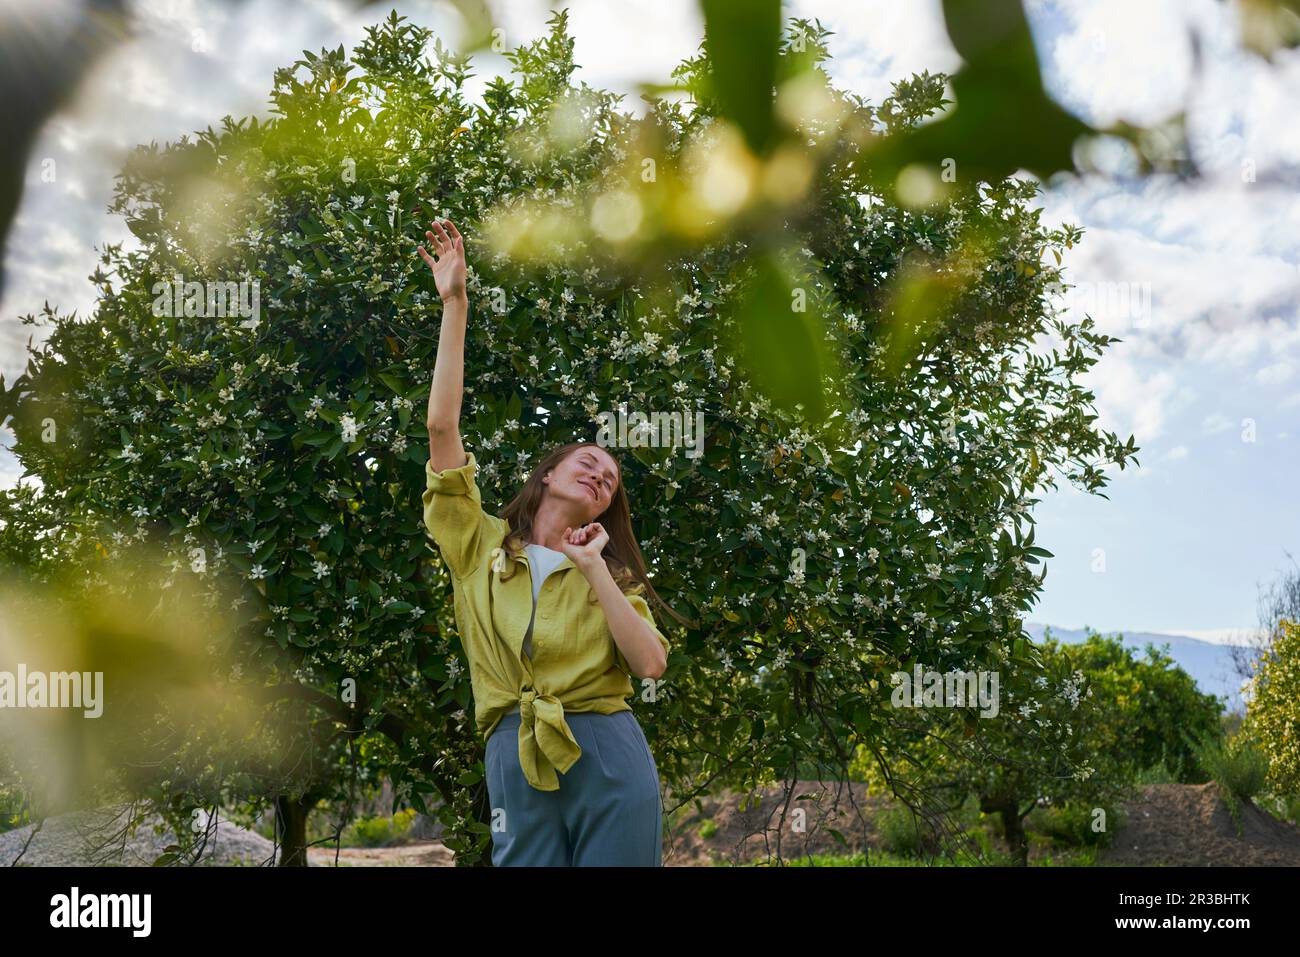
left=418, top=217, right=687, bottom=867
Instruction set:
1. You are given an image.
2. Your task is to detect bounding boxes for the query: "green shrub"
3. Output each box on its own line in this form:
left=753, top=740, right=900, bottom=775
left=1187, top=730, right=1268, bottom=836
left=1033, top=801, right=1119, bottom=848
left=697, top=818, right=718, bottom=840
left=876, top=805, right=941, bottom=858
left=1132, top=760, right=1179, bottom=785
left=1257, top=792, right=1300, bottom=827
left=344, top=808, right=417, bottom=847
left=1243, top=620, right=1300, bottom=797
left=0, top=786, right=29, bottom=835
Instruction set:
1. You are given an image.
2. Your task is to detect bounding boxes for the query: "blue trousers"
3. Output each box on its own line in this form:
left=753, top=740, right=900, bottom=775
left=485, top=708, right=663, bottom=866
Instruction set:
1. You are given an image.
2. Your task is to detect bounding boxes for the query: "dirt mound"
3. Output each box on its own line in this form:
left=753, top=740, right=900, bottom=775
left=1099, top=783, right=1300, bottom=866
left=306, top=841, right=455, bottom=866
left=662, top=780, right=1300, bottom=866
left=0, top=805, right=277, bottom=866
left=664, top=780, right=890, bottom=866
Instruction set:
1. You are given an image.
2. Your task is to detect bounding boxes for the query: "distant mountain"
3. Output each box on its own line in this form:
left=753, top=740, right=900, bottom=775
left=1023, top=623, right=1264, bottom=715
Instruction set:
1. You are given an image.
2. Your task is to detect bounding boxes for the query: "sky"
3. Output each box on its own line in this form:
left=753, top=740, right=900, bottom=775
left=1, top=0, right=1297, bottom=643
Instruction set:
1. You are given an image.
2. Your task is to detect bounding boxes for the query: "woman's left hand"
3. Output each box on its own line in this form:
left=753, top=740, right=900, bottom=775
left=561, top=522, right=609, bottom=570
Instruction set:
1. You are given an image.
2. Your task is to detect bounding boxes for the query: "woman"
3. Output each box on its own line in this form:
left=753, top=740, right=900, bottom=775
left=417, top=217, right=687, bottom=867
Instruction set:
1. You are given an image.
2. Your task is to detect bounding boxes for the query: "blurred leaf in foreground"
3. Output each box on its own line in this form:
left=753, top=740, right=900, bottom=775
left=1237, top=0, right=1300, bottom=58
left=723, top=248, right=847, bottom=426
left=0, top=541, right=277, bottom=820
left=699, top=0, right=783, bottom=157
left=858, top=0, right=1095, bottom=200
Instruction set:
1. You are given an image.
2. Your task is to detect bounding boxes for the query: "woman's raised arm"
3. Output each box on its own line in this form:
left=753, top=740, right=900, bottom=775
left=420, top=218, right=469, bottom=472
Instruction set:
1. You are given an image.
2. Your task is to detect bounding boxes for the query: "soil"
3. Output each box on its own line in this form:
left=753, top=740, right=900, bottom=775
left=306, top=841, right=456, bottom=867
left=1097, top=782, right=1300, bottom=867
left=15, top=781, right=1298, bottom=866
left=309, top=780, right=1300, bottom=867
left=659, top=780, right=1300, bottom=866
left=663, top=780, right=889, bottom=866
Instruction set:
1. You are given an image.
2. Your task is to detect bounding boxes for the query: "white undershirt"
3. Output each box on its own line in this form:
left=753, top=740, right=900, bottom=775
left=522, top=543, right=567, bottom=658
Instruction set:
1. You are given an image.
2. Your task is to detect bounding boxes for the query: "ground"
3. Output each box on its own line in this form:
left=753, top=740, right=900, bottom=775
left=8, top=782, right=1298, bottom=866
left=309, top=781, right=1300, bottom=867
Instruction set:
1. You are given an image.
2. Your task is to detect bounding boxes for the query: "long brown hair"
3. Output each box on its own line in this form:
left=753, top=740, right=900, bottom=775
left=496, top=441, right=694, bottom=629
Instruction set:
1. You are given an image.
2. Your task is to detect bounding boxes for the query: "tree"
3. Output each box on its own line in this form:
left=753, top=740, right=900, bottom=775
left=1, top=10, right=1137, bottom=865
left=853, top=632, right=1223, bottom=864
left=1066, top=631, right=1225, bottom=783
left=855, top=635, right=1134, bottom=865
left=1243, top=619, right=1300, bottom=798
left=1228, top=553, right=1300, bottom=688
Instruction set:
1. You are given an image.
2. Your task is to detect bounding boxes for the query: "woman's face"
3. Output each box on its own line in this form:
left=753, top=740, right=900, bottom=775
left=544, top=446, right=619, bottom=520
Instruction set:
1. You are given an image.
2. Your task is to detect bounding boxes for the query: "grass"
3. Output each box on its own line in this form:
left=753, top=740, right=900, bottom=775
left=1187, top=731, right=1269, bottom=837
left=708, top=792, right=1118, bottom=867
left=728, top=845, right=1104, bottom=866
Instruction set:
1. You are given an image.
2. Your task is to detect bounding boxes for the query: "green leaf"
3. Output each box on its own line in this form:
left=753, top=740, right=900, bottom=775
left=700, top=0, right=782, bottom=155
left=724, top=250, right=832, bottom=422
left=377, top=372, right=408, bottom=394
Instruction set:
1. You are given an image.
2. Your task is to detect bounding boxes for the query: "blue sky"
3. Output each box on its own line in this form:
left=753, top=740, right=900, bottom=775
left=1, top=0, right=1297, bottom=641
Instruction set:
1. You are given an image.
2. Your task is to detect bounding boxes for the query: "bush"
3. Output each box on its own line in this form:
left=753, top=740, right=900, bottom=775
left=0, top=752, right=30, bottom=834
left=1257, top=792, right=1300, bottom=828
left=1032, top=801, right=1119, bottom=849
left=1188, top=730, right=1268, bottom=836
left=1132, top=760, right=1180, bottom=785
left=876, top=804, right=940, bottom=858
left=344, top=808, right=418, bottom=847
left=1243, top=619, right=1300, bottom=797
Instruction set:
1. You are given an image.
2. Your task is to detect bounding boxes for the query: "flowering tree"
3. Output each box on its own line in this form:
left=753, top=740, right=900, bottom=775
left=1, top=11, right=1137, bottom=865
left=1243, top=619, right=1300, bottom=799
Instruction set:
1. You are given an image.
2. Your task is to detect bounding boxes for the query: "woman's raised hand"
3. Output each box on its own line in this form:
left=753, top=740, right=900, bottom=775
left=417, top=218, right=466, bottom=303
left=561, top=522, right=609, bottom=570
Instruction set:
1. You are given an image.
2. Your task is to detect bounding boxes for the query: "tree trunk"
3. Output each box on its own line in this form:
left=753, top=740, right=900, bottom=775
left=276, top=794, right=315, bottom=867
left=980, top=795, right=1029, bottom=866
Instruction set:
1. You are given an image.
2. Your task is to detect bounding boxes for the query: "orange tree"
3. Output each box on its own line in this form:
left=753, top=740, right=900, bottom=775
left=1, top=10, right=1137, bottom=864
left=856, top=632, right=1223, bottom=865
left=1244, top=619, right=1300, bottom=799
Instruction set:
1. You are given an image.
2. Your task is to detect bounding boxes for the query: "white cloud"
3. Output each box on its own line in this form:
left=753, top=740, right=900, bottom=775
left=1256, top=360, right=1295, bottom=386
left=788, top=0, right=961, bottom=106
left=1202, top=412, right=1233, bottom=434
left=1036, top=0, right=1300, bottom=388
left=1042, top=179, right=1300, bottom=368
left=1083, top=356, right=1186, bottom=443
left=1045, top=0, right=1196, bottom=126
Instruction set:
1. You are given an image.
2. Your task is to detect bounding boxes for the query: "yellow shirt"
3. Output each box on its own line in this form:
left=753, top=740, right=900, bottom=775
left=422, top=448, right=671, bottom=791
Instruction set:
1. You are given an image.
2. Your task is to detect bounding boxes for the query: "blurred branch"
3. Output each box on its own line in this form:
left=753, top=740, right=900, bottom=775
left=0, top=0, right=494, bottom=300
left=0, top=0, right=129, bottom=302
